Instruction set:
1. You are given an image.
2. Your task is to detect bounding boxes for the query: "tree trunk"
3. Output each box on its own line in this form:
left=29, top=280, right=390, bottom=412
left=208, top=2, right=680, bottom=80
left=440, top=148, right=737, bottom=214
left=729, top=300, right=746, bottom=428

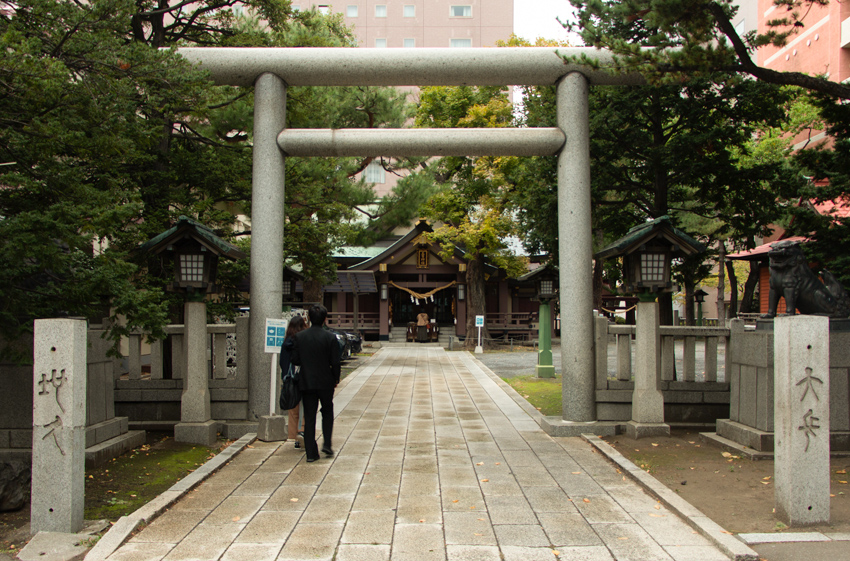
left=465, top=255, right=490, bottom=349
left=726, top=259, right=738, bottom=319
left=684, top=282, right=695, bottom=326
left=716, top=242, right=726, bottom=322
left=303, top=278, right=324, bottom=306
left=740, top=261, right=760, bottom=314
left=658, top=292, right=674, bottom=326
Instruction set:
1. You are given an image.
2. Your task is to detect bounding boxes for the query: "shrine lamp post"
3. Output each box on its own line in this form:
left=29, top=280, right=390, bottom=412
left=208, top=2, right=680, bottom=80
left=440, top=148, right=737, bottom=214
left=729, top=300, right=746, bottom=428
left=535, top=269, right=558, bottom=379
left=694, top=289, right=708, bottom=326
left=141, top=216, right=246, bottom=446
left=595, top=216, right=704, bottom=438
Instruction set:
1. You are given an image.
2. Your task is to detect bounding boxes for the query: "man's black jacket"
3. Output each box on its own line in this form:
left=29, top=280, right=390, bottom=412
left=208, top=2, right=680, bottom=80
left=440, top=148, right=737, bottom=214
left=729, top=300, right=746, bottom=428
left=291, top=325, right=341, bottom=391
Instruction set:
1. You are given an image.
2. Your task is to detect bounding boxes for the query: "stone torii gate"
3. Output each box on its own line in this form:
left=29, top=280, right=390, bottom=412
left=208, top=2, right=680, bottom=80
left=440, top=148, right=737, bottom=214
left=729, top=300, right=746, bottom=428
left=177, top=47, right=642, bottom=432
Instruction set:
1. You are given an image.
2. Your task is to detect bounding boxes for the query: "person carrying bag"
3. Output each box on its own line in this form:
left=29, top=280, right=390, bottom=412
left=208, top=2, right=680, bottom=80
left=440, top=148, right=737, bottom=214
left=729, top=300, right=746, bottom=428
left=279, top=315, right=306, bottom=448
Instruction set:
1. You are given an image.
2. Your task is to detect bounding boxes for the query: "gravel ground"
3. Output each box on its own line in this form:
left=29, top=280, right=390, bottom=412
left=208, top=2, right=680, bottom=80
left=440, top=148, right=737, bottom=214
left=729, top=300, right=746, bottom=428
left=475, top=336, right=727, bottom=382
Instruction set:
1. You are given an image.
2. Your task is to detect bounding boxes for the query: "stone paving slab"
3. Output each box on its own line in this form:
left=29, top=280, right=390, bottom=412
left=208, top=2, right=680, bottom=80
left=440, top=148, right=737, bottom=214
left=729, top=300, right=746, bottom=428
left=96, top=348, right=736, bottom=561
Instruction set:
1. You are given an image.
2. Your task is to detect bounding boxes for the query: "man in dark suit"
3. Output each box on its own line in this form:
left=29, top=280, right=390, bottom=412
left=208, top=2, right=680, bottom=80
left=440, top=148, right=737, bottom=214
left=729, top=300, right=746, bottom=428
left=291, top=304, right=341, bottom=462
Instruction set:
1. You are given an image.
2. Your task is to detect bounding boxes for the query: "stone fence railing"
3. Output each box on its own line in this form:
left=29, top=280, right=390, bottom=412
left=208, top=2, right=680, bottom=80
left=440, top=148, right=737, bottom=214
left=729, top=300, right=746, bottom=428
left=114, top=317, right=252, bottom=437
left=593, top=318, right=731, bottom=424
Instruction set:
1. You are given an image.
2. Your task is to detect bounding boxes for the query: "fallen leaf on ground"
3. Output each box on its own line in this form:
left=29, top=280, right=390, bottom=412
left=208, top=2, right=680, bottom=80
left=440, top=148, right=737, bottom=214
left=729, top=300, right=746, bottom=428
left=476, top=462, right=484, bottom=465
left=654, top=504, right=661, bottom=510
left=583, top=498, right=591, bottom=503
left=650, top=514, right=665, bottom=517
left=290, top=498, right=298, bottom=502
left=419, top=519, right=425, bottom=523
left=481, top=479, right=489, bottom=482
left=839, top=481, right=848, bottom=484
left=232, top=516, right=240, bottom=522
left=651, top=443, right=659, bottom=447
left=572, top=472, right=581, bottom=475
left=452, top=500, right=459, bottom=503
left=721, top=452, right=732, bottom=458
left=763, top=476, right=771, bottom=480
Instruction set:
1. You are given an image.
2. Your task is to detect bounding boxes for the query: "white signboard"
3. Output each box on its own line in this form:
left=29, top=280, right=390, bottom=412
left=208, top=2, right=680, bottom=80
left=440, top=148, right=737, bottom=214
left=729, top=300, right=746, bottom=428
left=264, top=318, right=289, bottom=354
left=475, top=315, right=485, bottom=327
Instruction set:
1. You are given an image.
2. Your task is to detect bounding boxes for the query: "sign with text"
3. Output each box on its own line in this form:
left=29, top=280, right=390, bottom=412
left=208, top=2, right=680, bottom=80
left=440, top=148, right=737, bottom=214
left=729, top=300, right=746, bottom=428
left=264, top=318, right=289, bottom=354
left=475, top=315, right=484, bottom=327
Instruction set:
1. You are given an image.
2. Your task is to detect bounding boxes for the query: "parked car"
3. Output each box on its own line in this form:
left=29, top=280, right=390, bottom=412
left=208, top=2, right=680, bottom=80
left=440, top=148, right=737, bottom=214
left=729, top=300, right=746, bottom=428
left=325, top=327, right=362, bottom=361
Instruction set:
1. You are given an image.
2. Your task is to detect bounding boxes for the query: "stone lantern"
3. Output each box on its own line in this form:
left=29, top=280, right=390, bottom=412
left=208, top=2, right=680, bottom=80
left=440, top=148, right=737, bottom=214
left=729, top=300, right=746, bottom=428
left=595, top=216, right=704, bottom=439
left=141, top=216, right=246, bottom=446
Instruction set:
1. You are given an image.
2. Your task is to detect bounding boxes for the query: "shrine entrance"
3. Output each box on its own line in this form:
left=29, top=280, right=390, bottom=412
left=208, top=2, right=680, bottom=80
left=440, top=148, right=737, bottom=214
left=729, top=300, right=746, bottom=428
left=391, top=285, right=455, bottom=326
left=179, top=46, right=642, bottom=423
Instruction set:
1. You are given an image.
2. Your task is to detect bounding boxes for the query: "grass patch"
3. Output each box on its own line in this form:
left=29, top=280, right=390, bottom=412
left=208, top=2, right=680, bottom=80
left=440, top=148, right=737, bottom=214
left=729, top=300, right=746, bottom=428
left=84, top=434, right=222, bottom=521
left=502, top=375, right=563, bottom=416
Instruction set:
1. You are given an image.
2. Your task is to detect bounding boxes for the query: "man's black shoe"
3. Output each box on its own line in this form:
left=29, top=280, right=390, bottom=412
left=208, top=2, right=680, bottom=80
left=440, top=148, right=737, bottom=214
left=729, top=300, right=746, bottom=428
left=321, top=447, right=334, bottom=456
left=306, top=456, right=318, bottom=463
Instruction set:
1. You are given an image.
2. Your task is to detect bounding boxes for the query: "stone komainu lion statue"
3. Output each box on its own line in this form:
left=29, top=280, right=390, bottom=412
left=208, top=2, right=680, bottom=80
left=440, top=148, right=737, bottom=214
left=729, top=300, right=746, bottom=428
left=761, top=240, right=850, bottom=319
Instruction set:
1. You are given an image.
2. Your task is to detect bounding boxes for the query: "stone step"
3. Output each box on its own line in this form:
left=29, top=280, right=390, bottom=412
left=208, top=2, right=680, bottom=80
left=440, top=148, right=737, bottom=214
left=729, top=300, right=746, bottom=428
left=86, top=430, right=146, bottom=468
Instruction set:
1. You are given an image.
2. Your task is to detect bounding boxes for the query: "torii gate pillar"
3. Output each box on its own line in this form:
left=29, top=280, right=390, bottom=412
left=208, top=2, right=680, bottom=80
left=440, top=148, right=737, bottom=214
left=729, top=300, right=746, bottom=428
left=557, top=72, right=596, bottom=423
left=248, top=73, right=287, bottom=420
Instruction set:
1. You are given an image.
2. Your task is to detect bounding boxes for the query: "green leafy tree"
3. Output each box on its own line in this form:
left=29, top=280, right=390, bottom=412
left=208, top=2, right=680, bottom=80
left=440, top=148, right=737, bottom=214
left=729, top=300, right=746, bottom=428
left=415, top=86, right=528, bottom=346
left=785, top=92, right=850, bottom=287
left=568, top=1, right=850, bottom=99
left=495, top=34, right=794, bottom=323
left=0, top=0, right=423, bottom=357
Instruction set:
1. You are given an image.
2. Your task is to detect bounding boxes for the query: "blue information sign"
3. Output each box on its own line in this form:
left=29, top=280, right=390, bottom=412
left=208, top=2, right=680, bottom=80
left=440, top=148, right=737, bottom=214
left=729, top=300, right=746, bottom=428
left=264, top=318, right=290, bottom=353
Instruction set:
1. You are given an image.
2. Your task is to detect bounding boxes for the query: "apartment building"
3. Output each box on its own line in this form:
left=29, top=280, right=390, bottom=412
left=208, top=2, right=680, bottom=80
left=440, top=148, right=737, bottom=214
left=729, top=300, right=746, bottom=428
left=294, top=1, right=514, bottom=48
left=757, top=0, right=850, bottom=83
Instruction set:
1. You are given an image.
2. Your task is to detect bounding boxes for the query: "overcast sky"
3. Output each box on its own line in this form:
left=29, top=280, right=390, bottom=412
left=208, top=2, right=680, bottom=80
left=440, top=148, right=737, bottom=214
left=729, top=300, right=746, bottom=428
left=514, top=0, right=578, bottom=44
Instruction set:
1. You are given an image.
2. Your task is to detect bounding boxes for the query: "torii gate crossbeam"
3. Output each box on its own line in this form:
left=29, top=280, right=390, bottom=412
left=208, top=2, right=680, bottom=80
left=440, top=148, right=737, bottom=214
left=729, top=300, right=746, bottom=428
left=177, top=47, right=642, bottom=427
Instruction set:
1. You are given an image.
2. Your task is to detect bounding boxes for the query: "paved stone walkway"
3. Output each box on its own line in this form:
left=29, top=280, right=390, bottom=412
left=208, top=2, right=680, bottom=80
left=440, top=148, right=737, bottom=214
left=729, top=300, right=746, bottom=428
left=104, top=348, right=730, bottom=561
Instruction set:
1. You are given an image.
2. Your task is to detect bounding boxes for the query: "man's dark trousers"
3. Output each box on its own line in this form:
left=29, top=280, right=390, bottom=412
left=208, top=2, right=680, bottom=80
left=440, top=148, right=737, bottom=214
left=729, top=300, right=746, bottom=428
left=302, top=388, right=334, bottom=460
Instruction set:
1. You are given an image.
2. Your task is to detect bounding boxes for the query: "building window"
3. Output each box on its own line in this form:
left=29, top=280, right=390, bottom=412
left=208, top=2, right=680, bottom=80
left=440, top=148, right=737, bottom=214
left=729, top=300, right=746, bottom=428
left=403, top=38, right=415, bottom=48
left=450, top=38, right=472, bottom=48
left=404, top=5, right=415, bottom=17
left=365, top=161, right=385, bottom=183
left=417, top=248, right=429, bottom=269
left=375, top=4, right=387, bottom=17
left=375, top=38, right=387, bottom=48
left=346, top=5, right=358, bottom=17
left=318, top=4, right=330, bottom=14
left=450, top=5, right=471, bottom=17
